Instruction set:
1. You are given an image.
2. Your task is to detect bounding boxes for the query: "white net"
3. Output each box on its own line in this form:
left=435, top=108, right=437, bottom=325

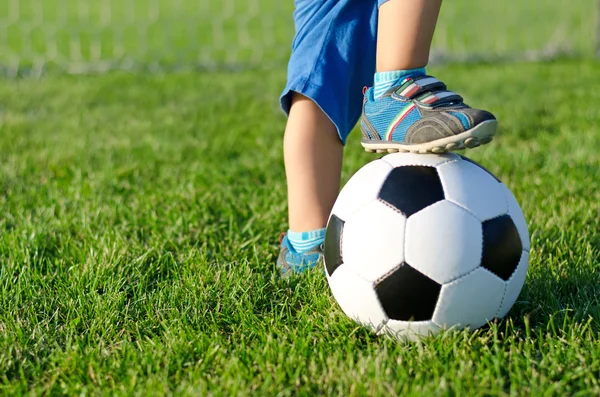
left=0, top=0, right=596, bottom=77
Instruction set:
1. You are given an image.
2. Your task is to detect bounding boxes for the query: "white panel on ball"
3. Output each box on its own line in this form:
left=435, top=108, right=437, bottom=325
left=381, top=152, right=459, bottom=168
left=331, top=159, right=393, bottom=222
left=437, top=159, right=507, bottom=222
left=501, top=184, right=530, bottom=251
left=405, top=200, right=483, bottom=284
left=380, top=320, right=441, bottom=341
left=432, top=267, right=505, bottom=330
left=328, top=265, right=388, bottom=331
left=496, top=251, right=529, bottom=318
left=342, top=200, right=407, bottom=282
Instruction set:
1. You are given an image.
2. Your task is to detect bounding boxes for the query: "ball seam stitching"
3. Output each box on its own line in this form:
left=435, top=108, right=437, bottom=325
left=376, top=197, right=406, bottom=216
left=443, top=264, right=481, bottom=286
left=373, top=262, right=403, bottom=286
left=495, top=284, right=509, bottom=319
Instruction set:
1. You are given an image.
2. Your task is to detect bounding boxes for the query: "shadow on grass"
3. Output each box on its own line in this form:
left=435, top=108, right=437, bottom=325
left=513, top=266, right=600, bottom=329
left=267, top=248, right=600, bottom=348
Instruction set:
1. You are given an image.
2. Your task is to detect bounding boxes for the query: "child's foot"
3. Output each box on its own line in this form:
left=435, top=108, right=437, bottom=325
left=360, top=75, right=497, bottom=154
left=276, top=233, right=324, bottom=277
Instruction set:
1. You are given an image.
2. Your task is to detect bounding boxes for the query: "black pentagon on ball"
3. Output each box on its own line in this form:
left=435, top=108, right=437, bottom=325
left=458, top=155, right=501, bottom=183
left=377, top=166, right=444, bottom=217
left=374, top=262, right=441, bottom=321
left=481, top=215, right=523, bottom=280
left=324, top=214, right=345, bottom=277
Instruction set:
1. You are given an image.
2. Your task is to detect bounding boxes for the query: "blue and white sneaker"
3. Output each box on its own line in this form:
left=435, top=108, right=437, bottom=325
left=276, top=233, right=323, bottom=278
left=360, top=75, right=497, bottom=154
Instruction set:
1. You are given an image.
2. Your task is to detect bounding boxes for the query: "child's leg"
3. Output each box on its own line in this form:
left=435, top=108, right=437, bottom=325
left=277, top=0, right=379, bottom=275
left=278, top=96, right=342, bottom=276
left=359, top=0, right=497, bottom=154
left=376, top=0, right=442, bottom=71
left=284, top=93, right=342, bottom=233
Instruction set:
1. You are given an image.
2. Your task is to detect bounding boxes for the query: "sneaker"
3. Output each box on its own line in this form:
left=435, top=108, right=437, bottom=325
left=276, top=233, right=324, bottom=277
left=360, top=75, right=497, bottom=154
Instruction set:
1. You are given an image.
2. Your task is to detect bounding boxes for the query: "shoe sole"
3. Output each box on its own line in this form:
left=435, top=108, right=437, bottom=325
left=361, top=120, right=497, bottom=154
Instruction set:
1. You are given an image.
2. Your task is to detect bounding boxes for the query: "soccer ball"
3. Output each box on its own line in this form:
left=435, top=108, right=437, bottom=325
left=323, top=153, right=529, bottom=340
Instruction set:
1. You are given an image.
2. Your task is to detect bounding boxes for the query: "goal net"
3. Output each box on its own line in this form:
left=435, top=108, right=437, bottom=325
left=0, top=0, right=595, bottom=76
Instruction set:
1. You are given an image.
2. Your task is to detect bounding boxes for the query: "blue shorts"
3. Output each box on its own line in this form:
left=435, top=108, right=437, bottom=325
left=280, top=0, right=389, bottom=144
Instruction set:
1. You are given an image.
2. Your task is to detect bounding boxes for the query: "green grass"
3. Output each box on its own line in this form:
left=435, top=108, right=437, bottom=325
left=0, top=59, right=599, bottom=395
left=0, top=0, right=596, bottom=73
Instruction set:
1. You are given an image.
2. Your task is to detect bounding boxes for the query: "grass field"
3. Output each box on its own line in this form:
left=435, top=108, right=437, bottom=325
left=0, top=59, right=599, bottom=395
left=0, top=0, right=595, bottom=74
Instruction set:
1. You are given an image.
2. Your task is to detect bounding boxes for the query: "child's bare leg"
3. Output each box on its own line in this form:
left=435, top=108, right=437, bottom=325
left=284, top=93, right=342, bottom=232
left=376, top=0, right=442, bottom=71
left=277, top=0, right=377, bottom=275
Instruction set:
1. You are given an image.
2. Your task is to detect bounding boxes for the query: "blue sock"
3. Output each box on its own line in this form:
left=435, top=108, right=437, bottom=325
left=373, top=67, right=426, bottom=99
left=287, top=228, right=326, bottom=253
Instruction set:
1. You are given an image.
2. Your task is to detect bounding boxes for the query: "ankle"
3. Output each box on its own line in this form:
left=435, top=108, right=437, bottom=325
left=373, top=67, right=426, bottom=99
left=287, top=228, right=326, bottom=253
